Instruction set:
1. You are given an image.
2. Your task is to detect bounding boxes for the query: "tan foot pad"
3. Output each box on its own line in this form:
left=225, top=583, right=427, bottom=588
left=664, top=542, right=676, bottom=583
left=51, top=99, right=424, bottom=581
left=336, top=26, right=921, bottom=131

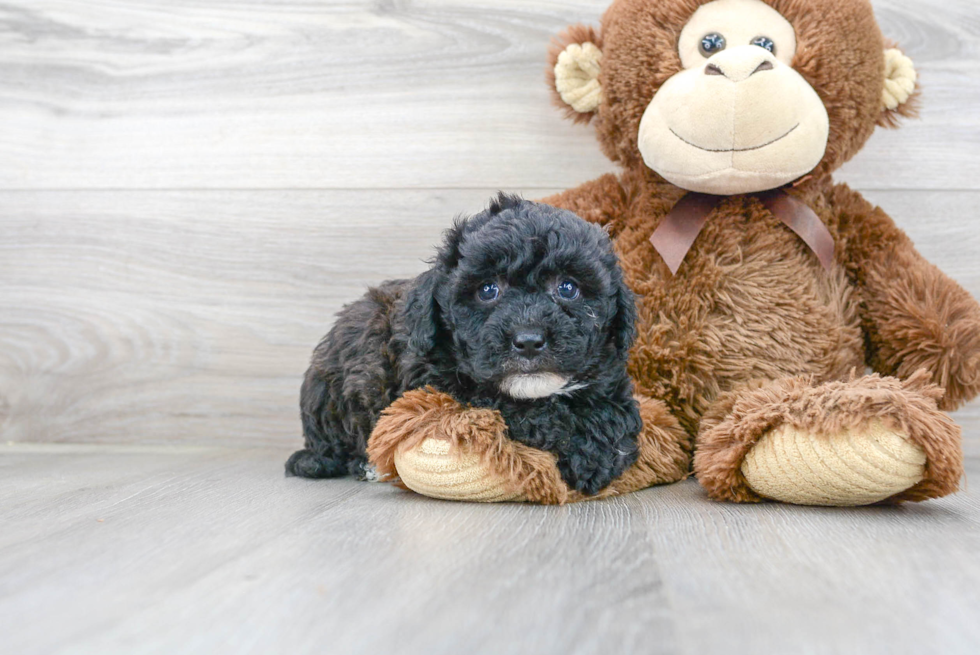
left=740, top=419, right=927, bottom=506
left=393, top=438, right=527, bottom=502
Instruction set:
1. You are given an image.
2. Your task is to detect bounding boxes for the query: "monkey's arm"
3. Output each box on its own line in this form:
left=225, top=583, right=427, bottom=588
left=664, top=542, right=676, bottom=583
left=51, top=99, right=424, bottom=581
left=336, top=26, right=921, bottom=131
left=832, top=183, right=980, bottom=410
left=538, top=173, right=629, bottom=235
left=366, top=387, right=688, bottom=503
left=366, top=388, right=575, bottom=503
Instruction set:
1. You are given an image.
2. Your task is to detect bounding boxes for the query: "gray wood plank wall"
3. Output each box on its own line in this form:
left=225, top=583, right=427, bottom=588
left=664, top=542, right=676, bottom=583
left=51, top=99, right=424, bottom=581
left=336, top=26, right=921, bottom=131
left=2, top=0, right=979, bottom=451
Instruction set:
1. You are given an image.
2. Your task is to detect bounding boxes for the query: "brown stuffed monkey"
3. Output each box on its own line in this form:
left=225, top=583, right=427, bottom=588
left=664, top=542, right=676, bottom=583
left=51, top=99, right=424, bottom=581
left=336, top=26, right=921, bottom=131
left=367, top=0, right=980, bottom=506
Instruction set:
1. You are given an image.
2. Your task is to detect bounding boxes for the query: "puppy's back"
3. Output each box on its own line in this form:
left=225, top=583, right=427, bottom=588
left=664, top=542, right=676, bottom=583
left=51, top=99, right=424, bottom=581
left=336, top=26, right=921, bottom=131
left=290, top=279, right=412, bottom=478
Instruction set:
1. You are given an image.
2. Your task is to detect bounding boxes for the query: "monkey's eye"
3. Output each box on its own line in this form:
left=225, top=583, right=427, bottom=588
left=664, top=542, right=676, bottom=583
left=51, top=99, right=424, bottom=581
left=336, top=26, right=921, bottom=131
left=477, top=282, right=500, bottom=303
left=751, top=36, right=776, bottom=54
left=699, top=33, right=727, bottom=57
left=556, top=279, right=580, bottom=301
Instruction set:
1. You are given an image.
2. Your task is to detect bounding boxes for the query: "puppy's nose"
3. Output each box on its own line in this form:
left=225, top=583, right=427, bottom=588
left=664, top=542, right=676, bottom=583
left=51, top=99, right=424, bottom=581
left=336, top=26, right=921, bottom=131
left=512, top=331, right=547, bottom=357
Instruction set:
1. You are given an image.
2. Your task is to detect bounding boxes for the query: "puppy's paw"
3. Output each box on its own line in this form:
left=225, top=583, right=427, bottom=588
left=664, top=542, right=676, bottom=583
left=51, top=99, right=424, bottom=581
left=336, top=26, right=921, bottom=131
left=560, top=462, right=609, bottom=496
left=558, top=445, right=636, bottom=496
left=285, top=449, right=349, bottom=479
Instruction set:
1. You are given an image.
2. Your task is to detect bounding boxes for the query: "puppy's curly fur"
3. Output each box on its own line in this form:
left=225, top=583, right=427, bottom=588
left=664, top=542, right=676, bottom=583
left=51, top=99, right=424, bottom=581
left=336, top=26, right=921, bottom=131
left=286, top=194, right=641, bottom=495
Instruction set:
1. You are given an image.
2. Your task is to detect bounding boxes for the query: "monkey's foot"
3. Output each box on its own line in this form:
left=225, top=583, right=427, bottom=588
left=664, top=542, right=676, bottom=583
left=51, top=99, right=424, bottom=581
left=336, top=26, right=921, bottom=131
left=740, top=419, right=927, bottom=506
left=367, top=389, right=692, bottom=504
left=367, top=388, right=570, bottom=503
left=393, top=436, right=526, bottom=502
left=694, top=373, right=963, bottom=506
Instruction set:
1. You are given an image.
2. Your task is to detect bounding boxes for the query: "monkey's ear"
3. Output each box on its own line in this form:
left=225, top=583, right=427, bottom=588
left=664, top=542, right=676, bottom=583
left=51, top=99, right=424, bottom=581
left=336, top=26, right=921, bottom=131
left=878, top=48, right=919, bottom=129
left=547, top=25, right=604, bottom=124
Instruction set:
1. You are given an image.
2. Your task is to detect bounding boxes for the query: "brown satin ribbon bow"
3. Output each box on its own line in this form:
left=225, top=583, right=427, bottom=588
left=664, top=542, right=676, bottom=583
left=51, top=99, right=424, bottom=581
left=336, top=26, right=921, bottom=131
left=649, top=190, right=836, bottom=275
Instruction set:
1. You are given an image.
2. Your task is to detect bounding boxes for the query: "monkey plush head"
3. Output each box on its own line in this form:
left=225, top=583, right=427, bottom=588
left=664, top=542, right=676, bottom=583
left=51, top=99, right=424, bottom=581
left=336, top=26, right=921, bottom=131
left=548, top=0, right=919, bottom=195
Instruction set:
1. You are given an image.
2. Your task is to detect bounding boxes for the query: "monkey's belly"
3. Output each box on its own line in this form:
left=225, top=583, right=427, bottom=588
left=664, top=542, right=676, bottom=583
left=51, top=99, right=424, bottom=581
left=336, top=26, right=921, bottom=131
left=628, top=247, right=864, bottom=431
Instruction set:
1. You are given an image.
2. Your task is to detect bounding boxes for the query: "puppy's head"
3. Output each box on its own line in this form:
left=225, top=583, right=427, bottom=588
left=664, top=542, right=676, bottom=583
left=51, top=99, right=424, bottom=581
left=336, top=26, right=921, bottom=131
left=403, top=194, right=636, bottom=400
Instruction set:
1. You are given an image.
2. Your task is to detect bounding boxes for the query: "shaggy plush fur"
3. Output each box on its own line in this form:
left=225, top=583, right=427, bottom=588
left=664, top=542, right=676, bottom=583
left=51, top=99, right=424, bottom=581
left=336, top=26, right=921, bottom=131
left=694, top=371, right=963, bottom=503
left=369, top=389, right=693, bottom=503
left=286, top=195, right=643, bottom=495
left=377, top=0, right=976, bottom=504
left=368, top=389, right=692, bottom=503
left=537, top=0, right=979, bottom=502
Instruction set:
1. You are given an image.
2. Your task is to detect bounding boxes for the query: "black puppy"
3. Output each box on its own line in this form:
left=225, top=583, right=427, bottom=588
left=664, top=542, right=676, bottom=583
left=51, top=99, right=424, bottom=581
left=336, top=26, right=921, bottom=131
left=286, top=195, right=641, bottom=495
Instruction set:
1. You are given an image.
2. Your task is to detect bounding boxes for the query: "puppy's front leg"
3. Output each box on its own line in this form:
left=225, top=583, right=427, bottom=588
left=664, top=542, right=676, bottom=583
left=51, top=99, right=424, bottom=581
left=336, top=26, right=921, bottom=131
left=553, top=402, right=642, bottom=496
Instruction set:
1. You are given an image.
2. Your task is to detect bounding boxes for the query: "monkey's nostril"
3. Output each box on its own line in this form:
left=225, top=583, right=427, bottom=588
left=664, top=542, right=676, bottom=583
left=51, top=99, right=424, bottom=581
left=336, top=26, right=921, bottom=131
left=752, top=60, right=775, bottom=75
left=705, top=63, right=725, bottom=76
left=512, top=332, right=547, bottom=357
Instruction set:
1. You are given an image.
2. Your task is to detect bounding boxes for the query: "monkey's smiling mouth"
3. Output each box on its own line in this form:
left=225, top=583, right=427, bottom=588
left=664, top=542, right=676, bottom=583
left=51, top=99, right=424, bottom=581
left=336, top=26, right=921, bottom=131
left=670, top=123, right=800, bottom=153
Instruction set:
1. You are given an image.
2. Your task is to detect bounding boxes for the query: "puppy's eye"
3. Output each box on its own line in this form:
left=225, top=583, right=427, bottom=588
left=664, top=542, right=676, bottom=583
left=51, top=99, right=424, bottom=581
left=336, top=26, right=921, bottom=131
left=699, top=32, right=726, bottom=57
left=477, top=282, right=500, bottom=303
left=556, top=279, right=580, bottom=301
left=750, top=36, right=776, bottom=54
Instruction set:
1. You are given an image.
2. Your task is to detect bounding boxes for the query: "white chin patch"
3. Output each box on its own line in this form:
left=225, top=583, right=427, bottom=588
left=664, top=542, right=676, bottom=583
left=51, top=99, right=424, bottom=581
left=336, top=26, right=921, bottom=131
left=500, top=373, right=570, bottom=400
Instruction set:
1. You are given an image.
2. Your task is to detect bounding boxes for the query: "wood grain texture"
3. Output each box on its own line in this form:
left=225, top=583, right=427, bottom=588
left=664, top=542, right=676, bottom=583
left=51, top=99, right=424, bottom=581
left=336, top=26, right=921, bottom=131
left=1, top=189, right=978, bottom=453
left=1, top=444, right=979, bottom=655
left=1, top=1, right=978, bottom=451
left=2, top=3, right=979, bottom=654
left=0, top=0, right=978, bottom=191
left=0, top=189, right=491, bottom=446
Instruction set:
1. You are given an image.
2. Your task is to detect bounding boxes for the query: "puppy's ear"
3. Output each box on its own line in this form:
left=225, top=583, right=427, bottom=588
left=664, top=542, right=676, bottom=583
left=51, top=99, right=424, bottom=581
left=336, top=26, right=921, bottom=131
left=403, top=218, right=467, bottom=355
left=488, top=192, right=524, bottom=216
left=402, top=268, right=443, bottom=356
left=434, top=215, right=468, bottom=270
left=611, top=278, right=637, bottom=362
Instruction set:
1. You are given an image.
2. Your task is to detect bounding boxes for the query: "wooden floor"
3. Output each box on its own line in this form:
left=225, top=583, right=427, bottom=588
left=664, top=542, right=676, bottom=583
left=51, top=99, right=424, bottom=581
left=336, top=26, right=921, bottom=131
left=2, top=444, right=979, bottom=655
left=3, top=1, right=980, bottom=653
